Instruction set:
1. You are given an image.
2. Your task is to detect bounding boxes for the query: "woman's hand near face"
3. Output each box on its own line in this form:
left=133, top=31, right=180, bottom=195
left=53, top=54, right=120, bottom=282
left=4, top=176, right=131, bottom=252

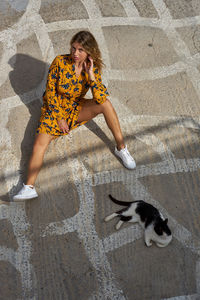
left=84, top=56, right=95, bottom=81
left=57, top=119, right=69, bottom=134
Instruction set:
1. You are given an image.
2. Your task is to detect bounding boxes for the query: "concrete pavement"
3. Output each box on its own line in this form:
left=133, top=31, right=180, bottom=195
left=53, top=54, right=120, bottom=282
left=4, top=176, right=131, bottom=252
left=0, top=0, right=200, bottom=299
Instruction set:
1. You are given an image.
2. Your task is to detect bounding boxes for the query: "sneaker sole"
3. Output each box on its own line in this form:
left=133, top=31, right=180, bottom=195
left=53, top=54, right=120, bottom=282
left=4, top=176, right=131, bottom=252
left=115, top=152, right=136, bottom=170
left=13, top=194, right=38, bottom=201
left=123, top=162, right=136, bottom=170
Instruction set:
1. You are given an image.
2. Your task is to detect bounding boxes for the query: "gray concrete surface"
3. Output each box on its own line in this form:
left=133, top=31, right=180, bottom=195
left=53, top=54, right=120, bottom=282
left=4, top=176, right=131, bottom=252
left=1, top=0, right=200, bottom=299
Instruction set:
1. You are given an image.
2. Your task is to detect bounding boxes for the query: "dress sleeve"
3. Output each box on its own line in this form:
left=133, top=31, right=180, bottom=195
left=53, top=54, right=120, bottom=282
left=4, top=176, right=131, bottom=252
left=45, top=56, right=65, bottom=121
left=90, top=67, right=109, bottom=104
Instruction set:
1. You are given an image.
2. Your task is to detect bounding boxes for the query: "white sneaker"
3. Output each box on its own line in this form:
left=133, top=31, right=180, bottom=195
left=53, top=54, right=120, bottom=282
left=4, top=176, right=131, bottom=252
left=13, top=184, right=38, bottom=201
left=114, top=145, right=136, bottom=169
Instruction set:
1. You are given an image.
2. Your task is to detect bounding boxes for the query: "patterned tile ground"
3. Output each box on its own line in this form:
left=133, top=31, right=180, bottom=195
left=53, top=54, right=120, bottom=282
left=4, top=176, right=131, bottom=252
left=0, top=0, right=200, bottom=299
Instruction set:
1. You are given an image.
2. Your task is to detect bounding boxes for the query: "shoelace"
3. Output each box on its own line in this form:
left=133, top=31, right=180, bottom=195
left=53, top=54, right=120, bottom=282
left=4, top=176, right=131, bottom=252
left=121, top=148, right=134, bottom=161
left=18, top=185, right=32, bottom=195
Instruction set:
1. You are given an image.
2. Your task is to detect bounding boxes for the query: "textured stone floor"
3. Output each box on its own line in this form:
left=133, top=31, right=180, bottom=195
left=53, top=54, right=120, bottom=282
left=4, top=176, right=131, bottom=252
left=1, top=1, right=200, bottom=299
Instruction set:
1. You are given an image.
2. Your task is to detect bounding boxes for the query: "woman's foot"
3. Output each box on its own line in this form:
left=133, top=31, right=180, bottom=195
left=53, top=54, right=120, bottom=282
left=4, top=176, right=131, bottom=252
left=13, top=184, right=38, bottom=201
left=114, top=145, right=136, bottom=169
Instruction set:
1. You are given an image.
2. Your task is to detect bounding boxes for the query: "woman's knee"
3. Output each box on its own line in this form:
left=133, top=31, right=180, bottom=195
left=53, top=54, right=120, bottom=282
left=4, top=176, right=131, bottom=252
left=90, top=99, right=110, bottom=115
left=101, top=98, right=114, bottom=113
left=33, top=133, right=53, bottom=152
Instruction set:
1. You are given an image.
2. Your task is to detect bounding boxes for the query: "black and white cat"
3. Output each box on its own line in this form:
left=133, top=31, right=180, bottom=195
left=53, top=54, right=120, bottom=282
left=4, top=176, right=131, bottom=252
left=105, top=195, right=172, bottom=247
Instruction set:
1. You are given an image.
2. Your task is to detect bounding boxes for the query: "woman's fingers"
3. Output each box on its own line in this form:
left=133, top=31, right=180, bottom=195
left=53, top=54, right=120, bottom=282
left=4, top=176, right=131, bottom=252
left=62, top=127, right=69, bottom=134
left=88, top=56, right=93, bottom=69
left=83, top=61, right=86, bottom=70
left=84, top=61, right=89, bottom=73
left=84, top=56, right=94, bottom=73
left=61, top=127, right=68, bottom=133
left=88, top=56, right=93, bottom=63
left=58, top=120, right=69, bottom=133
left=62, top=124, right=69, bottom=133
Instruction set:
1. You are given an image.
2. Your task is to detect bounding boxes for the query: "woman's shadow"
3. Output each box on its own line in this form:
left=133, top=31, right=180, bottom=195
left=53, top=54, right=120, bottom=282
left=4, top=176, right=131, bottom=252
left=2, top=54, right=46, bottom=201
left=2, top=53, right=113, bottom=202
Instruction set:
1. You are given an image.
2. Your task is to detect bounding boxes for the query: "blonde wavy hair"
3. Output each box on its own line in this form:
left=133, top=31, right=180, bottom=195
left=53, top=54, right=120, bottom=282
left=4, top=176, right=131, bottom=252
left=70, top=31, right=104, bottom=72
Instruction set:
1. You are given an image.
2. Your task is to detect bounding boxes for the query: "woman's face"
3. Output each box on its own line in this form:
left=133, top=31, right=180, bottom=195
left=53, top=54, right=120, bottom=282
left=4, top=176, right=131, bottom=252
left=71, top=42, right=88, bottom=64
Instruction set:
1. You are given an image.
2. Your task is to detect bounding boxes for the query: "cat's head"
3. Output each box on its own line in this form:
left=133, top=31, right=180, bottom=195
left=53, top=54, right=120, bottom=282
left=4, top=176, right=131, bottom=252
left=154, top=218, right=171, bottom=236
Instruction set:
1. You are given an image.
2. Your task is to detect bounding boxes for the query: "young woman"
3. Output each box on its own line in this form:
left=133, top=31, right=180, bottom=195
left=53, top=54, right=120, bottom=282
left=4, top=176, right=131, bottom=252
left=13, top=31, right=136, bottom=201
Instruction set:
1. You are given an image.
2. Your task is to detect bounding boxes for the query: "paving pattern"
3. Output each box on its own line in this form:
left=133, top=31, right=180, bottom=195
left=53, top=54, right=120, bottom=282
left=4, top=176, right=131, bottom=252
left=0, top=0, right=200, bottom=299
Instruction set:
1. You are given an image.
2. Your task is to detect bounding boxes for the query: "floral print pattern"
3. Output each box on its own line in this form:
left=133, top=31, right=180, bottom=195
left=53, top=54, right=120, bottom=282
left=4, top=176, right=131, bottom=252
left=37, top=54, right=109, bottom=137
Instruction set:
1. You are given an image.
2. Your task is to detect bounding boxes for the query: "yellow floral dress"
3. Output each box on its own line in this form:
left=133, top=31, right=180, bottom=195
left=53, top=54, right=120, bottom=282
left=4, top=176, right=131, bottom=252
left=36, top=54, right=109, bottom=137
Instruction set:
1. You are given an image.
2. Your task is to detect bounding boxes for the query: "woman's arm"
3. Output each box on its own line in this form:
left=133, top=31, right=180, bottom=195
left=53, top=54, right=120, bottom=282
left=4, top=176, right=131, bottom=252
left=45, top=56, right=65, bottom=121
left=90, top=67, right=109, bottom=104
left=84, top=57, right=109, bottom=104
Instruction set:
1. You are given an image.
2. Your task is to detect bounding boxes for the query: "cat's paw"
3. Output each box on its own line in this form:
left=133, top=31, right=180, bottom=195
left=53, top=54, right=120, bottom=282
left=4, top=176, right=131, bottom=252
left=115, top=224, right=120, bottom=230
left=156, top=242, right=167, bottom=247
left=115, top=220, right=123, bottom=230
left=145, top=241, right=152, bottom=247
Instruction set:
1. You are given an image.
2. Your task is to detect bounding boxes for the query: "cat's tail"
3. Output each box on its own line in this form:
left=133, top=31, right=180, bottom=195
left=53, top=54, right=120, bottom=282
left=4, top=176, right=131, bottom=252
left=109, top=194, right=131, bottom=206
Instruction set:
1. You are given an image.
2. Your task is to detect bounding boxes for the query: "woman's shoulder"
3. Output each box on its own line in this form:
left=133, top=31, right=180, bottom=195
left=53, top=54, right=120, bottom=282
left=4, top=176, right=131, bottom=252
left=52, top=54, right=72, bottom=66
left=49, top=54, right=72, bottom=70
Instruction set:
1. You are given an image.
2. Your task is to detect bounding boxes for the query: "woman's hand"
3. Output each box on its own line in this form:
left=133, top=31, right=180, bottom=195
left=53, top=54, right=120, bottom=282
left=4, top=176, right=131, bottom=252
left=57, top=119, right=69, bottom=134
left=84, top=56, right=95, bottom=81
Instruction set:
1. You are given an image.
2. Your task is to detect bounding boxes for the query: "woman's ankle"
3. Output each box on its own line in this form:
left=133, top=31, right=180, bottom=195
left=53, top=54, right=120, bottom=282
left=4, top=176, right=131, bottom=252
left=116, top=144, right=125, bottom=151
left=26, top=182, right=34, bottom=187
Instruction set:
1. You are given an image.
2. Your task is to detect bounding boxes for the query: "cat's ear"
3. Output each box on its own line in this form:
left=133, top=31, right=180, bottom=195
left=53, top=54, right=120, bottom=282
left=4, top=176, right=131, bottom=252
left=164, top=218, right=168, bottom=224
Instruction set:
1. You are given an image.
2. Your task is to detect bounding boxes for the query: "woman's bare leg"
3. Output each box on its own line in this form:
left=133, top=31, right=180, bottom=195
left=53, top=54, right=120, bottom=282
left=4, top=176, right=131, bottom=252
left=77, top=99, right=125, bottom=150
left=26, top=133, right=54, bottom=186
left=101, top=100, right=125, bottom=150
